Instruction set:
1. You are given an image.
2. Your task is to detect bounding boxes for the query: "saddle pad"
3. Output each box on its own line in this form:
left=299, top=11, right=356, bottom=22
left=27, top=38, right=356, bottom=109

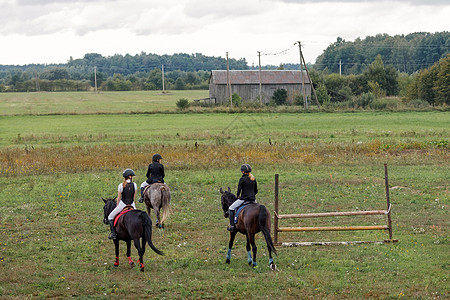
left=234, top=203, right=253, bottom=224
left=114, top=207, right=134, bottom=226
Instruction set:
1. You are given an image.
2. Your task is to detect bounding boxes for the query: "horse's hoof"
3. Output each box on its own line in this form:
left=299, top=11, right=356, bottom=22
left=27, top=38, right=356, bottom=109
left=140, top=267, right=145, bottom=272
left=113, top=264, right=119, bottom=267
left=225, top=259, right=230, bottom=264
left=270, top=263, right=277, bottom=271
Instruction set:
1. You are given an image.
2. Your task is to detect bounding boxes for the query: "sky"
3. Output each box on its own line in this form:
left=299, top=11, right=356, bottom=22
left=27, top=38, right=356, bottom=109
left=0, top=0, right=449, bottom=66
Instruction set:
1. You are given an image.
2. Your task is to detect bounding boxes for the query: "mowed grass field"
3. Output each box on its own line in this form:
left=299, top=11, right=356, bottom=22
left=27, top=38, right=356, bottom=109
left=0, top=91, right=449, bottom=299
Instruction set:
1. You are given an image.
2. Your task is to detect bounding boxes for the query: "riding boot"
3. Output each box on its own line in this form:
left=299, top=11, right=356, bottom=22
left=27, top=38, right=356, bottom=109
left=227, top=210, right=236, bottom=232
left=108, top=220, right=117, bottom=239
left=138, top=187, right=144, bottom=203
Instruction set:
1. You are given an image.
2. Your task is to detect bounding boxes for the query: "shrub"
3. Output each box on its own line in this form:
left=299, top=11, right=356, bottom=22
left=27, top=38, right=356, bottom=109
left=409, top=99, right=430, bottom=108
left=294, top=93, right=304, bottom=106
left=176, top=98, right=190, bottom=110
left=354, top=92, right=375, bottom=108
left=230, top=93, right=241, bottom=107
left=272, top=88, right=288, bottom=105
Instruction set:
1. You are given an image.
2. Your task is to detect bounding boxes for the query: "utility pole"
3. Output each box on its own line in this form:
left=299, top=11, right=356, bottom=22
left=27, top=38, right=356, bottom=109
left=162, top=64, right=165, bottom=93
left=35, top=71, right=40, bottom=92
left=94, top=66, right=98, bottom=93
left=339, top=60, right=342, bottom=76
left=258, top=51, right=262, bottom=104
left=226, top=52, right=232, bottom=107
left=298, top=42, right=307, bottom=109
left=299, top=43, right=320, bottom=109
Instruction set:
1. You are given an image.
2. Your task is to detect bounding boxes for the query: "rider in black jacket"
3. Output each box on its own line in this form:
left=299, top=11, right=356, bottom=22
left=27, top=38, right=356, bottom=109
left=138, top=154, right=165, bottom=202
left=227, top=164, right=257, bottom=231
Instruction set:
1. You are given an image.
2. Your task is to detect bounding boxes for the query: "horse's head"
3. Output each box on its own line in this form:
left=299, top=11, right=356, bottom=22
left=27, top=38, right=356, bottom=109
left=220, top=187, right=237, bottom=218
left=102, top=197, right=117, bottom=224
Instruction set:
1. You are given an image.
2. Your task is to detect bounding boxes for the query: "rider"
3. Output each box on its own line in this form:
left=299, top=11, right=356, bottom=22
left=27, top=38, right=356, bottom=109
left=227, top=164, right=258, bottom=232
left=138, top=153, right=165, bottom=203
left=107, top=168, right=137, bottom=239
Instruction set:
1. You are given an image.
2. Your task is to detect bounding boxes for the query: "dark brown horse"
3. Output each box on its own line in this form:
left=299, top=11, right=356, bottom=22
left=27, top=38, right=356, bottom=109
left=102, top=198, right=163, bottom=272
left=220, top=187, right=277, bottom=270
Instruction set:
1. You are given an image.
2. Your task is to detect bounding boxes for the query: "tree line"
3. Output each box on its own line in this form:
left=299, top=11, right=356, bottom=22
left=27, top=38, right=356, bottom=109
left=315, top=32, right=449, bottom=75
left=0, top=32, right=448, bottom=107
left=0, top=52, right=248, bottom=92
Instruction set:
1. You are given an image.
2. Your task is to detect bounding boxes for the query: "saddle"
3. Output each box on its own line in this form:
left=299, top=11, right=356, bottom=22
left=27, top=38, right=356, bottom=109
left=234, top=201, right=255, bottom=224
left=113, top=205, right=134, bottom=226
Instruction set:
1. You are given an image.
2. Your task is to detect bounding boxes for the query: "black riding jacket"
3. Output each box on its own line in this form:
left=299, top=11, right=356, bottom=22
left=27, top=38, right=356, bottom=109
left=146, top=161, right=165, bottom=184
left=122, top=182, right=135, bottom=205
left=236, top=174, right=258, bottom=201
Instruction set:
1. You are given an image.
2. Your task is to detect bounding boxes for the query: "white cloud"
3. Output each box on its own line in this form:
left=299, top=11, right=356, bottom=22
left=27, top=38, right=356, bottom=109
left=0, top=0, right=448, bottom=65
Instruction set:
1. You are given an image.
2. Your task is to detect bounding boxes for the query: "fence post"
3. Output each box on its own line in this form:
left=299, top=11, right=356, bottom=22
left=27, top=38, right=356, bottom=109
left=384, top=164, right=393, bottom=240
left=274, top=174, right=279, bottom=245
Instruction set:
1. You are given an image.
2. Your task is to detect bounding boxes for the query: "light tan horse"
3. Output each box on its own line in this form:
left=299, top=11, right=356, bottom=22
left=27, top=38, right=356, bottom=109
left=143, top=183, right=171, bottom=228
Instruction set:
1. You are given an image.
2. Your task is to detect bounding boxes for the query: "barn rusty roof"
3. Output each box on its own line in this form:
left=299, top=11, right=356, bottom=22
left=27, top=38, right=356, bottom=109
left=210, top=70, right=310, bottom=85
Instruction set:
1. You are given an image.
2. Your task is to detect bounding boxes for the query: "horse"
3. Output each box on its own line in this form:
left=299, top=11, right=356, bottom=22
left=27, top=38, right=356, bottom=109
left=102, top=198, right=163, bottom=272
left=143, top=183, right=171, bottom=228
left=220, top=187, right=277, bottom=270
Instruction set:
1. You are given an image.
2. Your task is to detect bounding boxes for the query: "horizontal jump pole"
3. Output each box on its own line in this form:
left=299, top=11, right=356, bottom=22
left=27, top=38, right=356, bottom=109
left=276, top=210, right=387, bottom=219
left=278, top=225, right=389, bottom=232
left=282, top=240, right=398, bottom=247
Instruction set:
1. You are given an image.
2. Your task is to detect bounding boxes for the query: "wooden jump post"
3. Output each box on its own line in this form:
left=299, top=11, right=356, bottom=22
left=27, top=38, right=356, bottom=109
left=274, top=164, right=398, bottom=246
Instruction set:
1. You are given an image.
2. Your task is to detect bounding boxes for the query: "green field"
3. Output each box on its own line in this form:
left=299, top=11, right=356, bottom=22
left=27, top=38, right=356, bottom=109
left=0, top=92, right=448, bottom=299
left=0, top=90, right=209, bottom=115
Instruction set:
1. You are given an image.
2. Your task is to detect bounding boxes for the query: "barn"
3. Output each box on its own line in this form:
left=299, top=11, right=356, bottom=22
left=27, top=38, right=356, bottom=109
left=208, top=70, right=311, bottom=105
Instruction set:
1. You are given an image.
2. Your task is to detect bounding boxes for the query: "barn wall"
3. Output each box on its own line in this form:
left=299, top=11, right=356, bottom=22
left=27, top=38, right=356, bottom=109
left=210, top=83, right=311, bottom=105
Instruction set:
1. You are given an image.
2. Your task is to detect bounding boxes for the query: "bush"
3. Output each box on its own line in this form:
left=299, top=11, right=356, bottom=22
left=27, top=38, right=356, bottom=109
left=409, top=99, right=430, bottom=108
left=354, top=92, right=375, bottom=108
left=272, top=88, right=288, bottom=105
left=294, top=93, right=304, bottom=106
left=369, top=98, right=399, bottom=110
left=176, top=98, right=190, bottom=110
left=230, top=93, right=241, bottom=107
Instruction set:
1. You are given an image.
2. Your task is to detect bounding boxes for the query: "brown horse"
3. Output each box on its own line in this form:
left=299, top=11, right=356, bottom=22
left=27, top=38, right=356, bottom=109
left=143, top=183, right=171, bottom=228
left=220, top=187, right=277, bottom=270
left=102, top=198, right=163, bottom=272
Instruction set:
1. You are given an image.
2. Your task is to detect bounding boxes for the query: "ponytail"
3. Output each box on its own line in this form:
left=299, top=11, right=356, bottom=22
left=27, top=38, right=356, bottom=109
left=249, top=173, right=255, bottom=181
left=122, top=178, right=128, bottom=188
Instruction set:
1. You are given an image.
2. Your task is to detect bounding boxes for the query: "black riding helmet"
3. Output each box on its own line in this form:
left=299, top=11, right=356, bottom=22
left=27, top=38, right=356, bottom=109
left=152, top=153, right=162, bottom=162
left=240, top=163, right=252, bottom=173
left=122, top=168, right=136, bottom=178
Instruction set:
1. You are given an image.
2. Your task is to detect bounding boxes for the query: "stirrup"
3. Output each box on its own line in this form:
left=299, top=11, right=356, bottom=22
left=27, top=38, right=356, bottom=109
left=108, top=232, right=117, bottom=239
left=227, top=225, right=236, bottom=232
left=138, top=197, right=144, bottom=203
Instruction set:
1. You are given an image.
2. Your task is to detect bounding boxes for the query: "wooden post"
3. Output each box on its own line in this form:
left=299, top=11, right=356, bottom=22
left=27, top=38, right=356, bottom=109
left=274, top=174, right=279, bottom=245
left=226, top=52, right=232, bottom=107
left=258, top=51, right=262, bottom=104
left=384, top=163, right=393, bottom=240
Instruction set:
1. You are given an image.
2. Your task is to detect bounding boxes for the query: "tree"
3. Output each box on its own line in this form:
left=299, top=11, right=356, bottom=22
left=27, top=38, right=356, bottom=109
left=363, top=55, right=398, bottom=96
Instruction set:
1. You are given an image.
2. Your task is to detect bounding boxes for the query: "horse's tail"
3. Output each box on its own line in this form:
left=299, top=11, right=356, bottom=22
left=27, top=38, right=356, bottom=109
left=159, top=184, right=171, bottom=225
left=258, top=205, right=277, bottom=255
left=140, top=212, right=164, bottom=256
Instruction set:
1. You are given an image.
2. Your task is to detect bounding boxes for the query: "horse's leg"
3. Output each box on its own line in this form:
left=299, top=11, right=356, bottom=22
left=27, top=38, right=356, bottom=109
left=226, top=231, right=237, bottom=264
left=248, top=233, right=258, bottom=267
left=126, top=240, right=135, bottom=268
left=113, top=239, right=120, bottom=267
left=246, top=234, right=253, bottom=265
left=154, top=207, right=162, bottom=228
left=133, top=238, right=145, bottom=272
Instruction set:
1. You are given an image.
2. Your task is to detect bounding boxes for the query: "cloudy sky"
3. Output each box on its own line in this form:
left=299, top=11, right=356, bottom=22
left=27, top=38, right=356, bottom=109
left=0, top=0, right=448, bottom=66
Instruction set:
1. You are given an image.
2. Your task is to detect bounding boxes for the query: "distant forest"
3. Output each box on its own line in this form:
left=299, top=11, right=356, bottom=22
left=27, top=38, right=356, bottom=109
left=315, top=32, right=449, bottom=75
left=0, top=32, right=448, bottom=100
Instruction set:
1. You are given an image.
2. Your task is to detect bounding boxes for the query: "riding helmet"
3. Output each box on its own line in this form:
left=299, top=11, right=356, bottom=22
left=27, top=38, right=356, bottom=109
left=240, top=163, right=252, bottom=173
left=122, top=168, right=136, bottom=178
left=152, top=153, right=162, bottom=162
